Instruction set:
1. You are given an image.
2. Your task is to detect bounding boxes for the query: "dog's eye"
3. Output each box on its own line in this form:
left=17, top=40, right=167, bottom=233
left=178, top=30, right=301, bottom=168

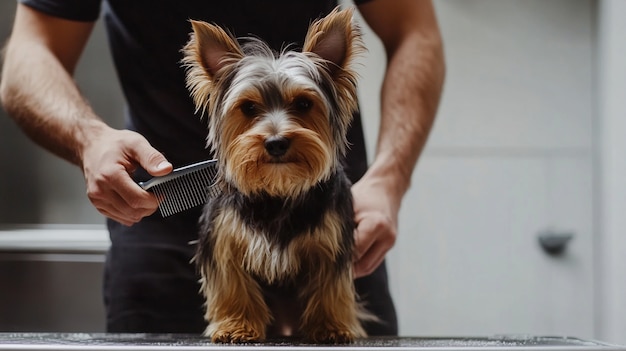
left=292, top=97, right=313, bottom=113
left=240, top=101, right=259, bottom=117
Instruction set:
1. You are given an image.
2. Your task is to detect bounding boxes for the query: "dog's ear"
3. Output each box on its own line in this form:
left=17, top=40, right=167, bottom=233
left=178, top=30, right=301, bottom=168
left=302, top=7, right=363, bottom=74
left=183, top=20, right=243, bottom=116
left=189, top=20, right=243, bottom=77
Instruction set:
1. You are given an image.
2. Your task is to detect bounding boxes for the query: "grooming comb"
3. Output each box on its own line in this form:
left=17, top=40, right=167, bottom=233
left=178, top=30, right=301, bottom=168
left=138, top=159, right=219, bottom=217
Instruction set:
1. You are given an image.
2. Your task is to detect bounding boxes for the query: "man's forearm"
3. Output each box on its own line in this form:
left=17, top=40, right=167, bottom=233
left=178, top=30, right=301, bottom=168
left=369, top=29, right=445, bottom=199
left=0, top=40, right=105, bottom=167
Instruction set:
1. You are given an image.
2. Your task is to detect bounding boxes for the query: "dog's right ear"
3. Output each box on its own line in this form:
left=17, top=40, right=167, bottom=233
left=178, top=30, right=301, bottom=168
left=187, top=20, right=243, bottom=78
left=183, top=20, right=244, bottom=115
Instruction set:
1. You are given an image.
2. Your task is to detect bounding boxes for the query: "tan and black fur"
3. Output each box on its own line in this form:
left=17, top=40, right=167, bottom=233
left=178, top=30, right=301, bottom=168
left=182, top=7, right=370, bottom=344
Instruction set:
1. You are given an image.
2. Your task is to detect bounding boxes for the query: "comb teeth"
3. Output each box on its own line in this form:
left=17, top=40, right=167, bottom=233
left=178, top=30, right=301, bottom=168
left=138, top=159, right=219, bottom=217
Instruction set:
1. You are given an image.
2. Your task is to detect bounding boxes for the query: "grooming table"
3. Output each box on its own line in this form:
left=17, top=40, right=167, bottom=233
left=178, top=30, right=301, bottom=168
left=0, top=334, right=623, bottom=351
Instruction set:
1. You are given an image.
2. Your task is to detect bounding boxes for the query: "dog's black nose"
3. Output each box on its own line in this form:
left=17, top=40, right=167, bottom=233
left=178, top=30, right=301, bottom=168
left=264, top=136, right=290, bottom=157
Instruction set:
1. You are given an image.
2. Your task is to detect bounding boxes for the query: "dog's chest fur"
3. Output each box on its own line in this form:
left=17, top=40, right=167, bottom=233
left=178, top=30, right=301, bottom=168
left=199, top=170, right=354, bottom=284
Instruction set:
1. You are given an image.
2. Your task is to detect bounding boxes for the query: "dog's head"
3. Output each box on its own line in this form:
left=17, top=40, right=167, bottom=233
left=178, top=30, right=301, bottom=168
left=183, top=7, right=363, bottom=198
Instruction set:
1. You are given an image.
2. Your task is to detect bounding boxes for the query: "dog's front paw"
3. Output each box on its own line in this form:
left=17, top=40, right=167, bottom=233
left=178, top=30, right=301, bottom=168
left=208, top=322, right=264, bottom=343
left=307, top=329, right=356, bottom=344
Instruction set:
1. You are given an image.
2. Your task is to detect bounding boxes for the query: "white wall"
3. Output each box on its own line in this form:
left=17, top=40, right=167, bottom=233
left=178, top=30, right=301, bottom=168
left=597, top=0, right=626, bottom=345
left=352, top=0, right=622, bottom=341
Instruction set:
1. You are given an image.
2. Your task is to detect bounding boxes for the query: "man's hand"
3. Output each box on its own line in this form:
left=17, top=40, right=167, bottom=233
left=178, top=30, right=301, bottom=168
left=81, top=127, right=173, bottom=226
left=351, top=173, right=400, bottom=279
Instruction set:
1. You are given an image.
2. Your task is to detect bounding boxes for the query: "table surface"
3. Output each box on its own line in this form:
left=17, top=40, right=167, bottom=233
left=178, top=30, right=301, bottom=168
left=0, top=334, right=624, bottom=351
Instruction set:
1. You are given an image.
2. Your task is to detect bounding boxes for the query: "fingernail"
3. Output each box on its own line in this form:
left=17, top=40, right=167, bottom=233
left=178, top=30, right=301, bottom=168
left=156, top=161, right=171, bottom=170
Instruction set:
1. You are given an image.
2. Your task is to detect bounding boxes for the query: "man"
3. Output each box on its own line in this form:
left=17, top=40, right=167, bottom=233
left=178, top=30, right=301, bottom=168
left=1, top=0, right=445, bottom=335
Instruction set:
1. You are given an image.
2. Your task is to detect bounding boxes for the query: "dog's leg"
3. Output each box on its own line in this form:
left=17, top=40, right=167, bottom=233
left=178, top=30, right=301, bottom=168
left=300, top=266, right=366, bottom=343
left=202, top=262, right=270, bottom=343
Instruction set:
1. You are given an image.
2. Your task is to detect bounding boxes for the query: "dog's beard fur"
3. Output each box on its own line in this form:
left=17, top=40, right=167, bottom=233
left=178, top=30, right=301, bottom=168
left=183, top=6, right=372, bottom=343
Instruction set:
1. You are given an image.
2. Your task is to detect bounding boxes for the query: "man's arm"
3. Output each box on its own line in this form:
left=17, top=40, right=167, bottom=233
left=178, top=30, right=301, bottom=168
left=352, top=0, right=445, bottom=277
left=1, top=4, right=99, bottom=164
left=0, top=4, right=172, bottom=225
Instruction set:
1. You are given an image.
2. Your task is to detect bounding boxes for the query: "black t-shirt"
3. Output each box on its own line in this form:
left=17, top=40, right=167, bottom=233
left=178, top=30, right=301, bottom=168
left=20, top=0, right=370, bottom=181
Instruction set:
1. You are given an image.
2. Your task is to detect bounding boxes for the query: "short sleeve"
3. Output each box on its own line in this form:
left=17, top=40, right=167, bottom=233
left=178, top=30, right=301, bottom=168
left=19, top=0, right=102, bottom=22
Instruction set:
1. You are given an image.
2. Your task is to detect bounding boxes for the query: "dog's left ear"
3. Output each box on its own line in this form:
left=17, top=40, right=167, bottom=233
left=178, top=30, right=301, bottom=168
left=302, top=7, right=363, bottom=74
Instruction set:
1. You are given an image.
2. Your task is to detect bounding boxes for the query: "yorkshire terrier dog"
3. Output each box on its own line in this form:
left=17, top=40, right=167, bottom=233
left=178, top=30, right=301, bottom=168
left=182, top=7, right=369, bottom=344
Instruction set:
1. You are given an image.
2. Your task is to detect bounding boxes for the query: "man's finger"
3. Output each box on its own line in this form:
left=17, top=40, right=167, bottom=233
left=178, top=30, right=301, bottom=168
left=128, top=137, right=172, bottom=177
left=353, top=242, right=387, bottom=278
left=353, top=218, right=376, bottom=260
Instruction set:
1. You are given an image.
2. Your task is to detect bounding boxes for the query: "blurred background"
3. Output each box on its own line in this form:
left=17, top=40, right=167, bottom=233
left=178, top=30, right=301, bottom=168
left=1, top=0, right=625, bottom=346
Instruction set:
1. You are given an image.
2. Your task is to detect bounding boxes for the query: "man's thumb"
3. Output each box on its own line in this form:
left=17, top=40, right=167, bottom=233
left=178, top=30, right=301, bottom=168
left=140, top=150, right=172, bottom=177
